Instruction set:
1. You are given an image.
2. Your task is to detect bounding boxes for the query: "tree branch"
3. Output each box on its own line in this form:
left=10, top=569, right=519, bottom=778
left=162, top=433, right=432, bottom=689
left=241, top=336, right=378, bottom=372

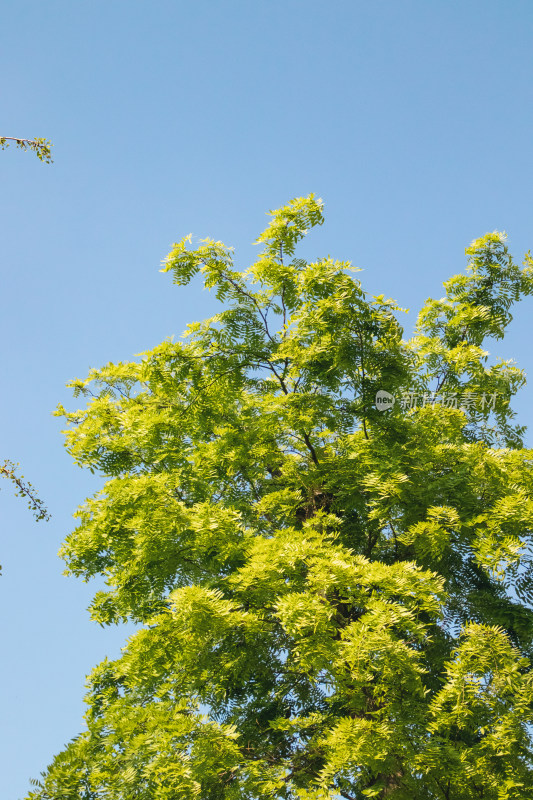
left=0, top=136, right=53, bottom=163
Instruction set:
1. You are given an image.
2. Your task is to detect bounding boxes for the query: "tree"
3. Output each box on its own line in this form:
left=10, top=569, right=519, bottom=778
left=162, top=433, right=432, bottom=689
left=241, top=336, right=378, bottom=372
left=27, top=196, right=533, bottom=799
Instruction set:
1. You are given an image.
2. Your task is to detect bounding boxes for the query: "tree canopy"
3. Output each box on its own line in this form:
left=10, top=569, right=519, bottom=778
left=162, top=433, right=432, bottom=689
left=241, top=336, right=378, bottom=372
left=28, top=196, right=533, bottom=799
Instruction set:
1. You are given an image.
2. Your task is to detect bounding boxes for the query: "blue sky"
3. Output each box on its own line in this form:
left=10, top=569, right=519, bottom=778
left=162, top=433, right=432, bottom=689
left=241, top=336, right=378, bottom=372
left=1, top=1, right=533, bottom=796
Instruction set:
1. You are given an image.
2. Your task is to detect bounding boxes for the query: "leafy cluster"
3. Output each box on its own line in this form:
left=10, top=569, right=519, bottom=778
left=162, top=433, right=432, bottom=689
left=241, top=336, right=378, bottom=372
left=28, top=196, right=533, bottom=798
left=0, top=459, right=50, bottom=576
left=0, top=136, right=53, bottom=163
left=0, top=459, right=50, bottom=522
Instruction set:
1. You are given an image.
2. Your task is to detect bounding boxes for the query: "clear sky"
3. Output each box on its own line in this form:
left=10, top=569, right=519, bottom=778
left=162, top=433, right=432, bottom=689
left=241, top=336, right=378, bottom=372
left=1, top=1, right=533, bottom=796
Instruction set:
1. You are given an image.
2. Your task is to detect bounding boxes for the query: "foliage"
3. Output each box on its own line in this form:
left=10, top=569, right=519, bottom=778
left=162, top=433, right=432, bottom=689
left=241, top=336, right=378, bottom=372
left=0, top=459, right=51, bottom=570
left=0, top=460, right=50, bottom=522
left=27, top=196, right=533, bottom=798
left=0, top=460, right=50, bottom=575
left=0, top=136, right=53, bottom=163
